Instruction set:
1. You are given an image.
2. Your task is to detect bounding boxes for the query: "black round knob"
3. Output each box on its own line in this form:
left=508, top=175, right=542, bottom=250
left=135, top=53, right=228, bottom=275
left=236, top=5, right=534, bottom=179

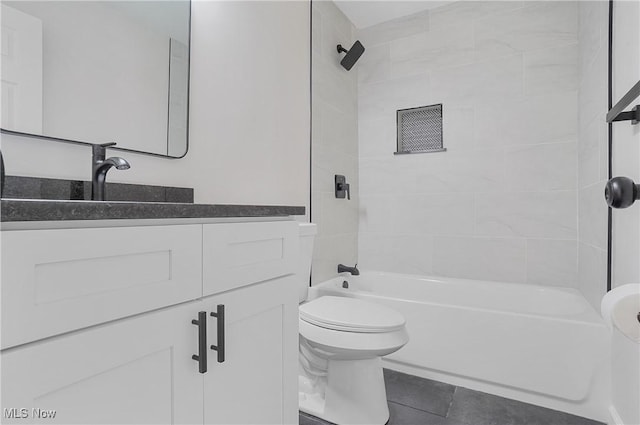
left=605, top=177, right=640, bottom=209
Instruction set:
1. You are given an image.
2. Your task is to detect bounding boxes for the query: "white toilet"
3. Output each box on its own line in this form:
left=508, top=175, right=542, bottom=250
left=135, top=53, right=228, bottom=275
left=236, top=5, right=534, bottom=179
left=297, top=223, right=409, bottom=424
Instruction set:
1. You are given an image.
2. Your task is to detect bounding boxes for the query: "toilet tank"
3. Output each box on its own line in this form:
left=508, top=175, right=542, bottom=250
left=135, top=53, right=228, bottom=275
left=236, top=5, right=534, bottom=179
left=297, top=223, right=317, bottom=303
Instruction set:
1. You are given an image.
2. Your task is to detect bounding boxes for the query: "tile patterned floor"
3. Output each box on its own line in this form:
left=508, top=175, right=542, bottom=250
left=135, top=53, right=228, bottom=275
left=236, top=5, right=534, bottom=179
left=299, top=369, right=605, bottom=425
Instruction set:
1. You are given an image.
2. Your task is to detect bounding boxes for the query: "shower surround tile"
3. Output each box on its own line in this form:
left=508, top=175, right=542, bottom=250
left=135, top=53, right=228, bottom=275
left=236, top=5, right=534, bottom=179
left=576, top=1, right=611, bottom=311
left=360, top=193, right=475, bottom=237
left=526, top=239, right=578, bottom=287
left=473, top=1, right=578, bottom=61
left=313, top=232, right=358, bottom=283
left=429, top=54, right=524, bottom=103
left=389, top=24, right=475, bottom=79
left=578, top=183, right=609, bottom=250
left=357, top=43, right=391, bottom=85
left=412, top=149, right=505, bottom=194
left=504, top=142, right=577, bottom=192
left=474, top=92, right=578, bottom=148
left=428, top=1, right=525, bottom=32
left=311, top=0, right=358, bottom=284
left=432, top=236, right=527, bottom=283
left=578, top=119, right=605, bottom=188
left=578, top=0, right=607, bottom=72
left=438, top=106, right=475, bottom=152
left=475, top=191, right=577, bottom=239
left=353, top=0, right=581, bottom=287
left=358, top=232, right=434, bottom=277
left=357, top=9, right=429, bottom=47
left=358, top=115, right=396, bottom=158
left=523, top=43, right=579, bottom=97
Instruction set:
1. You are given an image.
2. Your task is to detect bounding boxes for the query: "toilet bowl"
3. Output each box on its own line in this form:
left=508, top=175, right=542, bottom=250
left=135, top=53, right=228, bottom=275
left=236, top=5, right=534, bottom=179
left=297, top=224, right=409, bottom=424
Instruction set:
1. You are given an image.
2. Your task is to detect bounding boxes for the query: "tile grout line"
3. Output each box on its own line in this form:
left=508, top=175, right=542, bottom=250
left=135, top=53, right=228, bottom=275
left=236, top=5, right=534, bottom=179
left=387, top=399, right=449, bottom=419
left=445, top=385, right=459, bottom=419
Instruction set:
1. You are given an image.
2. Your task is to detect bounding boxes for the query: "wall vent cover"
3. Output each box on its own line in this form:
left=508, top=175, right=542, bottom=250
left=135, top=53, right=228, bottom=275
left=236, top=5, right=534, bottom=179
left=395, top=104, right=445, bottom=154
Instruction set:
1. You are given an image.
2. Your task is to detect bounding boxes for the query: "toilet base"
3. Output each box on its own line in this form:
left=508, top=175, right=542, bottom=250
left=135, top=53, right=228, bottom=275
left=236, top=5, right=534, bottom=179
left=299, top=357, right=390, bottom=425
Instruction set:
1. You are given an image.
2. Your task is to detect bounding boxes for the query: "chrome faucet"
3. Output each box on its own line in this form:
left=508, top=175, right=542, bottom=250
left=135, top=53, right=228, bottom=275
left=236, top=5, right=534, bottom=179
left=91, top=142, right=130, bottom=201
left=337, top=263, right=359, bottom=276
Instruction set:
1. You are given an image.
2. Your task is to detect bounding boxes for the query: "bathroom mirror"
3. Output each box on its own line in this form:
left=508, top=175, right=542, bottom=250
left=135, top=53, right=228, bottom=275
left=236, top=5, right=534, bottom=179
left=0, top=0, right=190, bottom=158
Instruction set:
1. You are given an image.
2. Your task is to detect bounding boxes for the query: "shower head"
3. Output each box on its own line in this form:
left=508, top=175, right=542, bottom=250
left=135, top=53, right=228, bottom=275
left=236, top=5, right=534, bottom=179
left=337, top=40, right=365, bottom=71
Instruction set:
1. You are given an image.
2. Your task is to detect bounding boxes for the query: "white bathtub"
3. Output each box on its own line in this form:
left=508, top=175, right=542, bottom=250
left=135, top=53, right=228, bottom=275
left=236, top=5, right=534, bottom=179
left=309, top=271, right=610, bottom=421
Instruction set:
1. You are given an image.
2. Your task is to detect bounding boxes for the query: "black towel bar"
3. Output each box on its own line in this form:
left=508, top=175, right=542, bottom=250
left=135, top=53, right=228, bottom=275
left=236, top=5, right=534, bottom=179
left=606, top=80, right=640, bottom=124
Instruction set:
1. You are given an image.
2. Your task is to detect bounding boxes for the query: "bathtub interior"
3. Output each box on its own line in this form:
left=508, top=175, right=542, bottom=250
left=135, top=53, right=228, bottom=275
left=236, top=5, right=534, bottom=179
left=309, top=272, right=610, bottom=421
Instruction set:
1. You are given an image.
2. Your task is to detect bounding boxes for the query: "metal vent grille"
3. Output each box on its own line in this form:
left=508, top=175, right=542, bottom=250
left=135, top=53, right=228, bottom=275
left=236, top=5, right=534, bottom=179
left=396, top=104, right=445, bottom=154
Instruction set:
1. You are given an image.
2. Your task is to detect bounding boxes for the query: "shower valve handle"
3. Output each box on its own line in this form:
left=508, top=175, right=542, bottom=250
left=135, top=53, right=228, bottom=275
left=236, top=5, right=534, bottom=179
left=335, top=175, right=351, bottom=200
left=337, top=182, right=350, bottom=200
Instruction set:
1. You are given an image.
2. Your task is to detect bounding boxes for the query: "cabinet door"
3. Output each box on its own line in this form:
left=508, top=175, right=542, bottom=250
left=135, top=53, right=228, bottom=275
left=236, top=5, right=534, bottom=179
left=1, top=224, right=202, bottom=349
left=203, top=276, right=299, bottom=425
left=202, top=221, right=298, bottom=296
left=1, top=302, right=204, bottom=425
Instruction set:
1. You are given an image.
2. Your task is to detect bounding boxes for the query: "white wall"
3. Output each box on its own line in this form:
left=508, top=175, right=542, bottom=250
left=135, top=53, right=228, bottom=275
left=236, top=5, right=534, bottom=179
left=0, top=1, right=310, bottom=211
left=311, top=0, right=359, bottom=283
left=356, top=1, right=580, bottom=287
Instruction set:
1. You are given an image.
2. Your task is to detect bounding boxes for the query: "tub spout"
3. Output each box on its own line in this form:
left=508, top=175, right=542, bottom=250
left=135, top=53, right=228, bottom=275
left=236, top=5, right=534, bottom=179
left=338, top=263, right=359, bottom=275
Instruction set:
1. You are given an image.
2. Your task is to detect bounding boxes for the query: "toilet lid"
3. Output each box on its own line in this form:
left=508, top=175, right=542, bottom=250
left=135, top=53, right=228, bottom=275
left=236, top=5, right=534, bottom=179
left=300, top=296, right=405, bottom=333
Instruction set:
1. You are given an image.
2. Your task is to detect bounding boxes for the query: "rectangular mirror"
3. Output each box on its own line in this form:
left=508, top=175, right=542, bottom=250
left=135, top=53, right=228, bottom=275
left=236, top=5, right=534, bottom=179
left=1, top=0, right=190, bottom=158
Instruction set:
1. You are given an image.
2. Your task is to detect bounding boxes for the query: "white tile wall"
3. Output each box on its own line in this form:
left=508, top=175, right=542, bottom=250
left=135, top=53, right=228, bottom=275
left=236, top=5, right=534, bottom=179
left=357, top=9, right=430, bottom=47
left=475, top=191, right=577, bottom=239
left=311, top=1, right=359, bottom=284
left=526, top=239, right=578, bottom=287
left=357, top=1, right=580, bottom=288
left=523, top=43, right=579, bottom=97
left=473, top=2, right=577, bottom=61
left=428, top=1, right=524, bottom=33
left=577, top=0, right=610, bottom=310
left=504, top=142, right=577, bottom=192
left=314, top=0, right=633, bottom=299
left=432, top=236, right=527, bottom=283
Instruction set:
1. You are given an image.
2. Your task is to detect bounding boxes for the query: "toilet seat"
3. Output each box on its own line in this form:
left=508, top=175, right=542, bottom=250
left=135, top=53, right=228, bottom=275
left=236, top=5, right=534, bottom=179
left=300, top=296, right=405, bottom=333
left=299, top=296, right=409, bottom=361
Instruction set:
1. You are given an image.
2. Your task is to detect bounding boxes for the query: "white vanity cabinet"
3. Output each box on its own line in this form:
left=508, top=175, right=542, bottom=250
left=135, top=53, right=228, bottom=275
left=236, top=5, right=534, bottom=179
left=202, top=276, right=298, bottom=425
left=0, top=219, right=300, bottom=425
left=1, top=301, right=205, bottom=425
left=1, top=224, right=203, bottom=349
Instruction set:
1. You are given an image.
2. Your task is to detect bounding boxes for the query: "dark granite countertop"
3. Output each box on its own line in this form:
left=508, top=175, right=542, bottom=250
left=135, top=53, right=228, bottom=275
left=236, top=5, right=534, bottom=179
left=1, top=199, right=305, bottom=222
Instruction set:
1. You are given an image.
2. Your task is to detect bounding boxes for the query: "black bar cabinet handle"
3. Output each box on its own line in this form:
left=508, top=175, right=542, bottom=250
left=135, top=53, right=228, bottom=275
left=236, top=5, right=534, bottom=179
left=210, top=304, right=225, bottom=363
left=191, top=311, right=207, bottom=373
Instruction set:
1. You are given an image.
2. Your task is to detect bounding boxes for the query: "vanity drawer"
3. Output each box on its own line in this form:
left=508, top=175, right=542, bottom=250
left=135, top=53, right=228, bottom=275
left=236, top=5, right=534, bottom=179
left=202, top=221, right=298, bottom=296
left=1, top=224, right=202, bottom=349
